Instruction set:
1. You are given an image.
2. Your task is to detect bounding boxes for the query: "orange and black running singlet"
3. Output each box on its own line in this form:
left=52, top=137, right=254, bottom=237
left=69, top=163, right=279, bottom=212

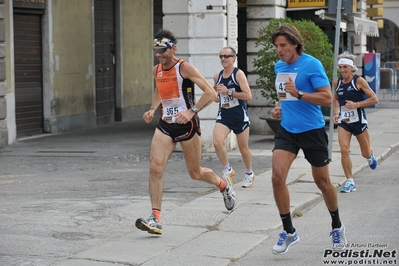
left=155, top=59, right=196, bottom=123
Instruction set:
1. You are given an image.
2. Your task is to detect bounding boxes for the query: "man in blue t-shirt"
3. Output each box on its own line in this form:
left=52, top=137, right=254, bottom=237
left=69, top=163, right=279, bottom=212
left=269, top=24, right=347, bottom=255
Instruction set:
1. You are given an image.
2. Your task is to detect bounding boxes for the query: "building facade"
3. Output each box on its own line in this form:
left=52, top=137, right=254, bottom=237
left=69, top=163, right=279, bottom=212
left=3, top=0, right=155, bottom=148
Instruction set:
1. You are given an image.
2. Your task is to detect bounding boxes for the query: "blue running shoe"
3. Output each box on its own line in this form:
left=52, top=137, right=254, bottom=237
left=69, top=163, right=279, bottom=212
left=340, top=180, right=356, bottom=193
left=272, top=230, right=300, bottom=255
left=330, top=224, right=347, bottom=251
left=367, top=154, right=377, bottom=170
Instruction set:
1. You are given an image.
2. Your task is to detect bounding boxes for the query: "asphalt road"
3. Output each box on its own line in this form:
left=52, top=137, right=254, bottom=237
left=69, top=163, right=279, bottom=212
left=230, top=148, right=399, bottom=266
left=0, top=122, right=272, bottom=266
left=0, top=98, right=397, bottom=265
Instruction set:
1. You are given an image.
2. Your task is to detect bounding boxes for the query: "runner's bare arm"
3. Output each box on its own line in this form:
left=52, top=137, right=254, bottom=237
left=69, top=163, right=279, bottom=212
left=356, top=76, right=378, bottom=107
left=285, top=77, right=332, bottom=107
left=212, top=73, right=221, bottom=103
left=180, top=62, right=218, bottom=112
left=143, top=66, right=162, bottom=124
left=234, top=69, right=252, bottom=101
left=149, top=65, right=162, bottom=111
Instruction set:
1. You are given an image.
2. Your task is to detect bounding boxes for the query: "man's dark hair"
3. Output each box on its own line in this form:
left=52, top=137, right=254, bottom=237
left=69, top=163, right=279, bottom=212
left=154, top=29, right=177, bottom=44
left=271, top=24, right=304, bottom=55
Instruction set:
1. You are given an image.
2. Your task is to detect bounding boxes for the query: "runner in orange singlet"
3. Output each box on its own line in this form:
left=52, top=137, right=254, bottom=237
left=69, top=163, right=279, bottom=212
left=135, top=29, right=237, bottom=235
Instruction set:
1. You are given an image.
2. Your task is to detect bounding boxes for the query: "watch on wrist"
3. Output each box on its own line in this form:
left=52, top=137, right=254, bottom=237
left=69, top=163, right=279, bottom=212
left=227, top=90, right=233, bottom=96
left=191, top=106, right=199, bottom=114
left=297, top=90, right=304, bottom=100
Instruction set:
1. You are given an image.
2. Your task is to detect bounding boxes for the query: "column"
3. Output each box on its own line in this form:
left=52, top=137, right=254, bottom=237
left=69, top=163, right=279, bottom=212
left=162, top=0, right=238, bottom=152
left=0, top=0, right=7, bottom=148
left=246, top=0, right=285, bottom=134
left=350, top=0, right=369, bottom=76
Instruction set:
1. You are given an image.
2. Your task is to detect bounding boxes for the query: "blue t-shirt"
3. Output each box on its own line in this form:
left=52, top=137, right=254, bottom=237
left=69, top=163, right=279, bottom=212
left=274, top=53, right=330, bottom=133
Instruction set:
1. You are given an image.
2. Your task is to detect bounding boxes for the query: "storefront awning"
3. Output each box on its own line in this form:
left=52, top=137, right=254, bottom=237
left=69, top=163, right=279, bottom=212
left=353, top=17, right=379, bottom=37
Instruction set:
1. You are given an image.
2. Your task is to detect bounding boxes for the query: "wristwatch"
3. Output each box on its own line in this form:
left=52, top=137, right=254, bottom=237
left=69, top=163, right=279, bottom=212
left=227, top=90, right=233, bottom=96
left=297, top=90, right=304, bottom=100
left=191, top=106, right=199, bottom=114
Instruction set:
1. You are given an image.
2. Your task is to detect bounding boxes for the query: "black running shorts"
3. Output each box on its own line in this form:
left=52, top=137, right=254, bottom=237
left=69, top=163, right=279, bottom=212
left=157, top=116, right=201, bottom=142
left=338, top=120, right=368, bottom=136
left=273, top=126, right=330, bottom=167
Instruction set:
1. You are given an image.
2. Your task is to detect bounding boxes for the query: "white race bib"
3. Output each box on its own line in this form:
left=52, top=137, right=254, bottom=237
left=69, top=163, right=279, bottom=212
left=161, top=98, right=182, bottom=123
left=339, top=106, right=359, bottom=123
left=275, top=73, right=298, bottom=101
left=220, top=89, right=239, bottom=109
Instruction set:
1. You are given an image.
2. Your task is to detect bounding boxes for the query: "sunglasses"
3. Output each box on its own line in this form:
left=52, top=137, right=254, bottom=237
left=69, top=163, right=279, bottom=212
left=154, top=47, right=168, bottom=54
left=219, top=54, right=235, bottom=59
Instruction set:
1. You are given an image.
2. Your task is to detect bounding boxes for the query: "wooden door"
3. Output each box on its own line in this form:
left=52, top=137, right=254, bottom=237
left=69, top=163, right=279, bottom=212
left=14, top=13, right=44, bottom=137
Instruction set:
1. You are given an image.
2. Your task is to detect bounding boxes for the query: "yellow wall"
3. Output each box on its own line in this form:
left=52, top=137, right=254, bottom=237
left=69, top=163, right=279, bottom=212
left=51, top=0, right=94, bottom=116
left=121, top=0, right=153, bottom=108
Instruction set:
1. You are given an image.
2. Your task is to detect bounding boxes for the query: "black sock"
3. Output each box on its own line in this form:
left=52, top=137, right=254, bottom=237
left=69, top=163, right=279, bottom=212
left=280, top=213, right=295, bottom=234
left=329, top=209, right=342, bottom=229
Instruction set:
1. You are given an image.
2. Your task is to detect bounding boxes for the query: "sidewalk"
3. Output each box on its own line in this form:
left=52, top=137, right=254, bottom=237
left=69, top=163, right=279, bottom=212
left=49, top=104, right=399, bottom=266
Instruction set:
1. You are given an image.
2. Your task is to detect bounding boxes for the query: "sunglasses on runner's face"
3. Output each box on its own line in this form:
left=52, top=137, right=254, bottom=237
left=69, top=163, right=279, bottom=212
left=219, top=54, right=235, bottom=59
left=154, top=47, right=168, bottom=54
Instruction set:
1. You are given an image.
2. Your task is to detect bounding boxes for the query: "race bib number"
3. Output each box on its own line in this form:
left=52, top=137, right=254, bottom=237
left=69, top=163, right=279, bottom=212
left=162, top=98, right=182, bottom=123
left=275, top=73, right=298, bottom=101
left=339, top=106, right=359, bottom=123
left=220, top=89, right=239, bottom=109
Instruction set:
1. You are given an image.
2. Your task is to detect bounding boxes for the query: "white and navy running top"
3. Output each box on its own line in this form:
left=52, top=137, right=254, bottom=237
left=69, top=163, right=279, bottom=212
left=336, top=74, right=367, bottom=124
left=215, top=67, right=249, bottom=124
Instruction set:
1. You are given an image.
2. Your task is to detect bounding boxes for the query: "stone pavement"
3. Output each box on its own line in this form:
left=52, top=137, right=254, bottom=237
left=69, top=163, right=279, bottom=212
left=47, top=101, right=399, bottom=266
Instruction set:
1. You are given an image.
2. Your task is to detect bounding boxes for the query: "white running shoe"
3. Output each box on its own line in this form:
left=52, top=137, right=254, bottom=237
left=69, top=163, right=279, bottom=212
left=272, top=230, right=300, bottom=255
left=135, top=213, right=162, bottom=235
left=221, top=175, right=237, bottom=211
left=242, top=172, right=256, bottom=188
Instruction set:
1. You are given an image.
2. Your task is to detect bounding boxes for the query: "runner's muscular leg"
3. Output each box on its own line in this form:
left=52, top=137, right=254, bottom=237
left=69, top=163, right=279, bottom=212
left=356, top=129, right=373, bottom=158
left=272, top=149, right=295, bottom=214
left=213, top=123, right=231, bottom=167
left=236, top=127, right=252, bottom=170
left=312, top=165, right=338, bottom=212
left=338, top=127, right=353, bottom=179
left=181, top=134, right=221, bottom=186
left=149, top=129, right=176, bottom=210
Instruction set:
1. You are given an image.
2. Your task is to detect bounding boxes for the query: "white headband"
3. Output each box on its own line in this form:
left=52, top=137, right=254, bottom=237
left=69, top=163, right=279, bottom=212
left=338, top=58, right=354, bottom=67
